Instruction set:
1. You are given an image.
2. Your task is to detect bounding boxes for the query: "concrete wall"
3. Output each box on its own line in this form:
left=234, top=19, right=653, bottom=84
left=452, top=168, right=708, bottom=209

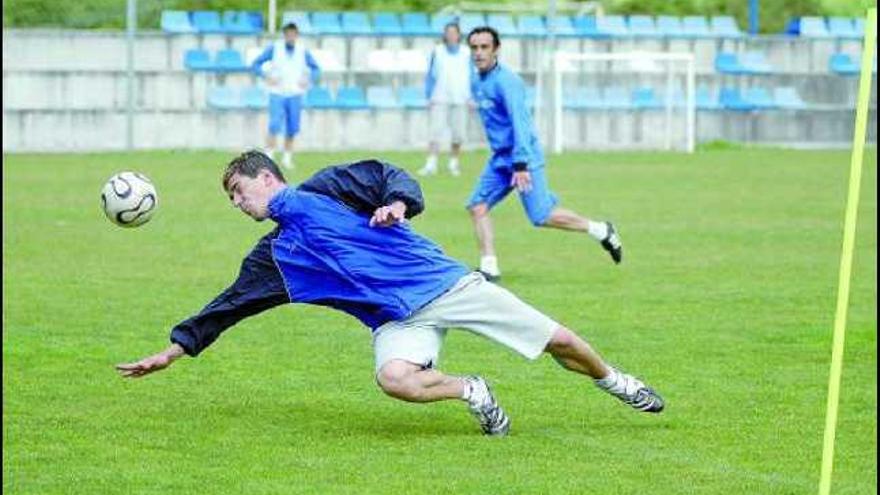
left=2, top=29, right=876, bottom=152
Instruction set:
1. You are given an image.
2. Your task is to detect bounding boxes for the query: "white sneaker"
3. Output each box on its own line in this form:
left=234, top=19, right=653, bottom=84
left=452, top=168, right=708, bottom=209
left=595, top=367, right=664, bottom=413
left=464, top=376, right=510, bottom=436
left=418, top=165, right=437, bottom=176
left=281, top=153, right=293, bottom=170
left=448, top=159, right=460, bottom=177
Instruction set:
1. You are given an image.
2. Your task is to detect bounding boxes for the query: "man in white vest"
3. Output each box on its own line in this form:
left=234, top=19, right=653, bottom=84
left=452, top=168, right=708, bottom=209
left=251, top=22, right=321, bottom=169
left=418, top=22, right=473, bottom=177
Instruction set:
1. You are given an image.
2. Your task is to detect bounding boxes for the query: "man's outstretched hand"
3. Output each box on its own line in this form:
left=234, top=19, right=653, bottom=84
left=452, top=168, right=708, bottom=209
left=116, top=343, right=186, bottom=379
left=370, top=201, right=408, bottom=227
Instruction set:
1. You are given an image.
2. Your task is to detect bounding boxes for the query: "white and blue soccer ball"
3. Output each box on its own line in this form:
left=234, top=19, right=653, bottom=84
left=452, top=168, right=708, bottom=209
left=100, top=171, right=158, bottom=228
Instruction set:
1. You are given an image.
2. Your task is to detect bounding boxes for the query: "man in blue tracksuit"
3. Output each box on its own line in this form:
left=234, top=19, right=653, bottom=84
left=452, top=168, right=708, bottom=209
left=116, top=151, right=663, bottom=436
left=466, top=27, right=623, bottom=282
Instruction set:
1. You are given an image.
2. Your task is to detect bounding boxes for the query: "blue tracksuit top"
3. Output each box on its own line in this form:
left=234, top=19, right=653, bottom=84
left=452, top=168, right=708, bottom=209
left=471, top=62, right=544, bottom=170
left=169, top=159, right=469, bottom=356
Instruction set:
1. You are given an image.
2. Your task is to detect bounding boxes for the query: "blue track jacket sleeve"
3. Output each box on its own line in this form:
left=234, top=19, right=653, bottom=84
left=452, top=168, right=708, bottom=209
left=250, top=45, right=274, bottom=77
left=169, top=229, right=289, bottom=356
left=424, top=52, right=436, bottom=99
left=305, top=50, right=321, bottom=85
left=297, top=159, right=425, bottom=218
left=499, top=74, right=533, bottom=167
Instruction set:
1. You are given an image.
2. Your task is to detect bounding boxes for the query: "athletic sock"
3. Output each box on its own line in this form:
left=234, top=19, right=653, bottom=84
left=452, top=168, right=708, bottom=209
left=594, top=367, right=620, bottom=390
left=461, top=378, right=472, bottom=401
left=448, top=157, right=460, bottom=174
left=480, top=255, right=500, bottom=276
left=587, top=220, right=609, bottom=241
left=423, top=154, right=438, bottom=172
left=282, top=152, right=292, bottom=168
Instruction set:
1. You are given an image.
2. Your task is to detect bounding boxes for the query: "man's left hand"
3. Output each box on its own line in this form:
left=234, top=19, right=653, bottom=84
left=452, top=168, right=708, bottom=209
left=370, top=201, right=408, bottom=227
left=510, top=171, right=533, bottom=193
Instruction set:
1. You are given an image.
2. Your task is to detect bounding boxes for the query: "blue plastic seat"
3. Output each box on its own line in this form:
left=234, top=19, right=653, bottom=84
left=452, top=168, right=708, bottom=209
left=305, top=87, right=334, bottom=109
left=597, top=15, right=629, bottom=37
left=184, top=49, right=213, bottom=71
left=783, top=18, right=801, bottom=36
left=341, top=12, right=373, bottom=35
left=740, top=51, right=774, bottom=75
left=241, top=86, right=268, bottom=109
left=799, top=16, right=831, bottom=38
left=547, top=15, right=576, bottom=36
left=401, top=13, right=432, bottom=36
left=246, top=12, right=264, bottom=31
left=564, top=87, right=602, bottom=109
left=656, top=16, right=684, bottom=37
left=744, top=87, right=776, bottom=110
left=214, top=49, right=247, bottom=72
left=161, top=11, right=196, bottom=33
left=336, top=86, right=369, bottom=110
left=487, top=14, right=519, bottom=36
left=399, top=86, right=428, bottom=108
left=192, top=11, right=223, bottom=33
left=828, top=17, right=860, bottom=38
left=829, top=53, right=860, bottom=75
left=374, top=12, right=403, bottom=35
left=459, top=13, right=487, bottom=34
left=366, top=86, right=401, bottom=108
left=773, top=87, right=807, bottom=109
left=222, top=11, right=258, bottom=34
left=281, top=11, right=314, bottom=34
left=696, top=86, right=721, bottom=110
left=710, top=16, right=743, bottom=38
left=312, top=12, right=344, bottom=35
left=603, top=86, right=631, bottom=109
left=518, top=15, right=547, bottom=37
left=715, top=52, right=746, bottom=74
left=573, top=16, right=603, bottom=38
left=682, top=16, right=711, bottom=38
left=632, top=87, right=662, bottom=109
left=854, top=18, right=865, bottom=37
left=719, top=87, right=753, bottom=111
left=628, top=15, right=658, bottom=37
left=207, top=86, right=243, bottom=109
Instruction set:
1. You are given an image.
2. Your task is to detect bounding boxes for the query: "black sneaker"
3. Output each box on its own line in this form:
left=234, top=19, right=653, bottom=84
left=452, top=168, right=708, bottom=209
left=464, top=376, right=511, bottom=436
left=600, top=222, right=623, bottom=264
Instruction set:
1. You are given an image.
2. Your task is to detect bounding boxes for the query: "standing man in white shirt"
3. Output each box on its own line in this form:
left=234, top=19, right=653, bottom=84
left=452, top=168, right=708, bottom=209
left=250, top=22, right=321, bottom=170
left=419, top=22, right=473, bottom=178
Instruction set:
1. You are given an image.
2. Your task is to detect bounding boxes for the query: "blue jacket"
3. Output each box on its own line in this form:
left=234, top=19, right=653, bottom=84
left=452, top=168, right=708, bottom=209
left=471, top=63, right=544, bottom=171
left=250, top=42, right=321, bottom=84
left=170, top=160, right=469, bottom=356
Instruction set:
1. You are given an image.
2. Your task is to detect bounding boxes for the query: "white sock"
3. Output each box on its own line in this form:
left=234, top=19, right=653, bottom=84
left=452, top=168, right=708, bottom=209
left=587, top=220, right=609, bottom=241
left=448, top=157, right=460, bottom=171
left=460, top=379, right=472, bottom=401
left=480, top=255, right=500, bottom=276
left=594, top=367, right=620, bottom=389
left=423, top=154, right=438, bottom=171
left=282, top=152, right=292, bottom=167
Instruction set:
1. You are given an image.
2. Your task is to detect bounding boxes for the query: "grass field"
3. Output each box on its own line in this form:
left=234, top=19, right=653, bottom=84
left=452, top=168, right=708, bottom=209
left=3, top=148, right=877, bottom=494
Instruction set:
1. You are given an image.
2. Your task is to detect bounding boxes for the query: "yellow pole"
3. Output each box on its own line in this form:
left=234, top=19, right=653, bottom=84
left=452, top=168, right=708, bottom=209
left=818, top=8, right=876, bottom=495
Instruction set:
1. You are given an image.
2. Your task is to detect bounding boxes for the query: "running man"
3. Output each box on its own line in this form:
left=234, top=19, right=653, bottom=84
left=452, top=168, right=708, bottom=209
left=250, top=22, right=321, bottom=169
left=466, top=27, right=622, bottom=282
left=116, top=151, right=664, bottom=436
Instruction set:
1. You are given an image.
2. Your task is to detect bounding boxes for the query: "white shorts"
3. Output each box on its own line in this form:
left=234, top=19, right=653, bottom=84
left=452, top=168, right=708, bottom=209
left=429, top=103, right=468, bottom=145
left=372, top=272, right=559, bottom=373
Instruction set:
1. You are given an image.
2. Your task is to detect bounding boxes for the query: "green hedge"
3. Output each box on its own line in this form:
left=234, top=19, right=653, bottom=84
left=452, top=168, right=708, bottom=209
left=2, top=0, right=875, bottom=33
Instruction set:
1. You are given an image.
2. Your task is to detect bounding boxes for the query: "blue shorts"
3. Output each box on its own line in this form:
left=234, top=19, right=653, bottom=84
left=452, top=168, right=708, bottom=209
left=268, top=94, right=303, bottom=137
left=465, top=163, right=559, bottom=226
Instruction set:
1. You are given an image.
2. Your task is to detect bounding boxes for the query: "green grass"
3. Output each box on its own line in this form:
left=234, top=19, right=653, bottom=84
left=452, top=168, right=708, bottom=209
left=3, top=148, right=876, bottom=494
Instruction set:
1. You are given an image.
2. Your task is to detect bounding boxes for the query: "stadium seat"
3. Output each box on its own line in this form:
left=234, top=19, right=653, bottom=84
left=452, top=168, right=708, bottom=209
left=597, top=15, right=629, bottom=37
left=518, top=15, right=548, bottom=37
left=714, top=52, right=746, bottom=74
left=398, top=86, right=428, bottom=108
left=366, top=86, right=401, bottom=108
left=573, top=16, right=603, bottom=38
left=366, top=49, right=397, bottom=72
left=281, top=11, right=315, bottom=34
left=799, top=16, right=832, bottom=38
left=222, top=11, right=258, bottom=34
left=710, top=16, right=743, bottom=38
left=628, top=15, right=658, bottom=37
left=719, top=87, right=753, bottom=111
left=206, top=86, right=243, bottom=109
left=312, top=12, right=344, bottom=35
left=773, top=86, right=808, bottom=109
left=547, top=15, right=576, bottom=36
left=341, top=12, right=373, bottom=35
left=744, top=87, right=776, bottom=110
left=241, top=86, right=268, bottom=109
left=336, top=86, right=369, bottom=110
left=310, top=49, right=346, bottom=72
left=828, top=17, right=860, bottom=39
left=459, top=13, right=487, bottom=35
left=374, top=12, right=403, bottom=35
left=682, top=16, right=711, bottom=38
left=632, top=87, right=662, bottom=109
left=696, top=86, right=722, bottom=110
left=431, top=13, right=457, bottom=32
left=829, top=52, right=860, bottom=75
left=401, top=13, right=433, bottom=36
left=214, top=49, right=247, bottom=72
left=603, top=86, right=632, bottom=109
left=567, top=87, right=603, bottom=109
left=397, top=49, right=429, bottom=73
left=740, top=51, right=774, bottom=75
left=304, top=87, right=334, bottom=109
left=783, top=18, right=801, bottom=36
left=192, top=11, right=223, bottom=34
left=184, top=48, right=214, bottom=71
left=161, top=10, right=196, bottom=33
left=246, top=12, right=264, bottom=32
left=487, top=14, right=519, bottom=36
left=854, top=18, right=865, bottom=37
left=656, top=16, right=684, bottom=37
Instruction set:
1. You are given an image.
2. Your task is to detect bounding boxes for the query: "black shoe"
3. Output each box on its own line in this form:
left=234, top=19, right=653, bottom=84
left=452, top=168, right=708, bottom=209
left=476, top=269, right=501, bottom=283
left=600, top=222, right=623, bottom=264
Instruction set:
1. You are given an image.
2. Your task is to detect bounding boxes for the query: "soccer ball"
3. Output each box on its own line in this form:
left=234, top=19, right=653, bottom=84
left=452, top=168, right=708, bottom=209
left=100, top=172, right=158, bottom=228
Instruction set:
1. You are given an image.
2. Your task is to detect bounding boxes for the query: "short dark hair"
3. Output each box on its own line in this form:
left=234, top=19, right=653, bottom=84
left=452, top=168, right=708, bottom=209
left=222, top=150, right=286, bottom=191
left=467, top=26, right=500, bottom=48
left=282, top=22, right=298, bottom=32
left=444, top=22, right=461, bottom=33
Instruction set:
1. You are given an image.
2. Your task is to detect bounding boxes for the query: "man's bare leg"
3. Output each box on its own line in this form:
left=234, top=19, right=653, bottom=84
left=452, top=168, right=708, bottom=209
left=542, top=207, right=623, bottom=264
left=469, top=203, right=500, bottom=279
